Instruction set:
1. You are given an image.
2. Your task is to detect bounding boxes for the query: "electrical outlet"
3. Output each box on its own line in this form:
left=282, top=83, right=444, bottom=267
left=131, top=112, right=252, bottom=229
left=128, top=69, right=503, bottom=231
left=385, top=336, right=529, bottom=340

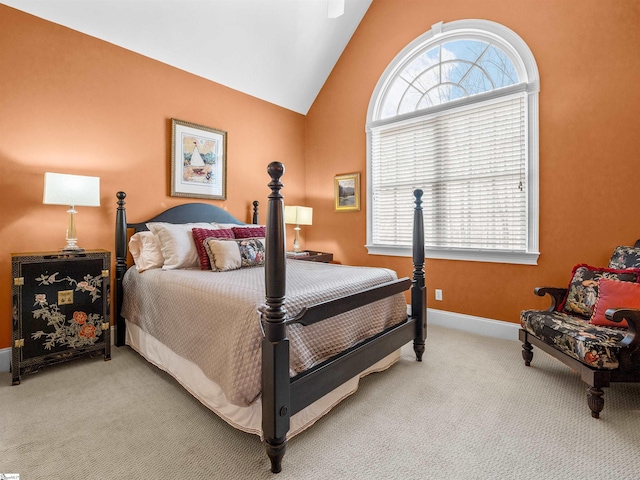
left=435, top=289, right=443, bottom=301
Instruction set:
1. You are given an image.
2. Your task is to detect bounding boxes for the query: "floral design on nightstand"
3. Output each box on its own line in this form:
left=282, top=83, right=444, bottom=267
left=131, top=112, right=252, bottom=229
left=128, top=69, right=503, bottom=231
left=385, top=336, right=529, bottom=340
left=30, top=272, right=104, bottom=350
left=35, top=272, right=102, bottom=302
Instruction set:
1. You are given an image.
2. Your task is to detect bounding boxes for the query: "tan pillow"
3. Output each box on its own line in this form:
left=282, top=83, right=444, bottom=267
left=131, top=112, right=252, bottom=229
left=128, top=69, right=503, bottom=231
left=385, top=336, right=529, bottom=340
left=204, top=237, right=266, bottom=271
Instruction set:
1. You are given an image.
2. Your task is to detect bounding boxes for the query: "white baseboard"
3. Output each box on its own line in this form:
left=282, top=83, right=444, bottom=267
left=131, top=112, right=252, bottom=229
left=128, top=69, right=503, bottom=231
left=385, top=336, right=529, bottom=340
left=427, top=307, right=520, bottom=341
left=0, top=326, right=116, bottom=373
left=0, top=347, right=10, bottom=373
left=407, top=305, right=520, bottom=341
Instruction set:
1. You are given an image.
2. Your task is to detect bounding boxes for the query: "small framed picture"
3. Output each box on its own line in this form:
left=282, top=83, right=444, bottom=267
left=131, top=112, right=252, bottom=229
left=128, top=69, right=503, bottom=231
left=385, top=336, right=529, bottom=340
left=171, top=118, right=227, bottom=200
left=334, top=173, right=360, bottom=212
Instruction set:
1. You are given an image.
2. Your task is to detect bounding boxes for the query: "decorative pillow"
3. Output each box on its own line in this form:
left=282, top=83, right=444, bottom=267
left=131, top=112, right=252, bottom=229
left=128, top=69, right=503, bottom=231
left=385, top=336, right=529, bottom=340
left=232, top=226, right=266, bottom=239
left=608, top=245, right=640, bottom=270
left=214, top=222, right=266, bottom=230
left=204, top=237, right=265, bottom=272
left=560, top=264, right=640, bottom=318
left=147, top=222, right=213, bottom=270
left=129, top=231, right=164, bottom=272
left=590, top=279, right=640, bottom=328
left=192, top=228, right=235, bottom=270
left=211, top=222, right=248, bottom=229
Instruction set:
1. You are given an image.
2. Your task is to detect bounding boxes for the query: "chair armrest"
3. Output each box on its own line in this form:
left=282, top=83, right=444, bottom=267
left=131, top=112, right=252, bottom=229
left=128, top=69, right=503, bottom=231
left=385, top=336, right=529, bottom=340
left=534, top=287, right=568, bottom=312
left=605, top=308, right=640, bottom=352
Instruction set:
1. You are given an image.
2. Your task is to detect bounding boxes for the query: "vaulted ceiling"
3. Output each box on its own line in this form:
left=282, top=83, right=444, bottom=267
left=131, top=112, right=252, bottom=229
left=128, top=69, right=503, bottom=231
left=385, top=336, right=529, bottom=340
left=1, top=0, right=372, bottom=114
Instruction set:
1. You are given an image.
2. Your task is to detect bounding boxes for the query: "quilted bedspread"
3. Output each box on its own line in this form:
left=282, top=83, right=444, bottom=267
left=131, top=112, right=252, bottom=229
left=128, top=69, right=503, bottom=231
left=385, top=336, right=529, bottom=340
left=121, top=260, right=407, bottom=407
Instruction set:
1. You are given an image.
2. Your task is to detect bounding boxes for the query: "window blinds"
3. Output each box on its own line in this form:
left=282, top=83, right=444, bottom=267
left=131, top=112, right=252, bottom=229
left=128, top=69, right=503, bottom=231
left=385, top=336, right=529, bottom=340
left=370, top=93, right=527, bottom=252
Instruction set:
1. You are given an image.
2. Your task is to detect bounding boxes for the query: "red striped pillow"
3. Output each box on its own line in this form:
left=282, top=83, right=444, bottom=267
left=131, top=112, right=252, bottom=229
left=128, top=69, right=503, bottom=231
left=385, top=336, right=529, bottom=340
left=232, top=226, right=266, bottom=239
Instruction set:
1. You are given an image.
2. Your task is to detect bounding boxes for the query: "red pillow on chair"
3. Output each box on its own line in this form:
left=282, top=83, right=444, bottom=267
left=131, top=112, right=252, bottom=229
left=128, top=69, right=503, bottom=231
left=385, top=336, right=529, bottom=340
left=192, top=228, right=235, bottom=270
left=590, top=279, right=640, bottom=328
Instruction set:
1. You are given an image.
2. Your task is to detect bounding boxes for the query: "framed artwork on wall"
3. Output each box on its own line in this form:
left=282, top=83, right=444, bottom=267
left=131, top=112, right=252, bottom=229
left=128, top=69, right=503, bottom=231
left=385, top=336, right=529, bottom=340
left=334, top=172, right=360, bottom=212
left=171, top=118, right=227, bottom=200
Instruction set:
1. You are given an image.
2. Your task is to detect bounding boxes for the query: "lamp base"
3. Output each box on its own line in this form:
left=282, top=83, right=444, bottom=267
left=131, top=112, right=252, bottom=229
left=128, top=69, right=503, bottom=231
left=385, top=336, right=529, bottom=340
left=62, top=208, right=84, bottom=253
left=293, top=225, right=301, bottom=252
left=61, top=245, right=85, bottom=253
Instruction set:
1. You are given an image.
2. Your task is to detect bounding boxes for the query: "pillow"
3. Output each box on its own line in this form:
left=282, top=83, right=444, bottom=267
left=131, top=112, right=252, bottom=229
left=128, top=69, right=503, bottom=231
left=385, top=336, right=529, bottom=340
left=192, top=228, right=235, bottom=270
left=214, top=222, right=266, bottom=230
left=232, top=226, right=266, bottom=239
left=211, top=222, right=248, bottom=229
left=590, top=279, right=640, bottom=328
left=559, top=264, right=640, bottom=318
left=608, top=245, right=640, bottom=270
left=204, top=237, right=265, bottom=272
left=147, top=222, right=213, bottom=270
left=129, top=231, right=164, bottom=272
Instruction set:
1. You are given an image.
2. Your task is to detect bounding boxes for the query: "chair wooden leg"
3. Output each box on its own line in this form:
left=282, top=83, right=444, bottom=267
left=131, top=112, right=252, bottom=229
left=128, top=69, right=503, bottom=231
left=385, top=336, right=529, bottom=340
left=587, top=386, right=604, bottom=418
left=522, top=341, right=533, bottom=366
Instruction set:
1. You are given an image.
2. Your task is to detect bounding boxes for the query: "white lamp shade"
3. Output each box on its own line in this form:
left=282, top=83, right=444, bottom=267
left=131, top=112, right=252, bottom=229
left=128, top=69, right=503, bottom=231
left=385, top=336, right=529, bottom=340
left=284, top=206, right=313, bottom=226
left=43, top=172, right=100, bottom=207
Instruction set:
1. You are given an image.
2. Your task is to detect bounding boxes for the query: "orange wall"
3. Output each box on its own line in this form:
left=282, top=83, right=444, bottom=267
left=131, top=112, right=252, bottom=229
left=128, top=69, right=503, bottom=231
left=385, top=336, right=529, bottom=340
left=2, top=1, right=640, bottom=351
left=0, top=6, right=306, bottom=349
left=305, top=0, right=640, bottom=322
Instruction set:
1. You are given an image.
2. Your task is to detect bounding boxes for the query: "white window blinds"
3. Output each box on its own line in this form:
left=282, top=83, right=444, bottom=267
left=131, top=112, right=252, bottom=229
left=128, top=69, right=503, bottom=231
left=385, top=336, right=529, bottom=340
left=370, top=93, right=527, bottom=253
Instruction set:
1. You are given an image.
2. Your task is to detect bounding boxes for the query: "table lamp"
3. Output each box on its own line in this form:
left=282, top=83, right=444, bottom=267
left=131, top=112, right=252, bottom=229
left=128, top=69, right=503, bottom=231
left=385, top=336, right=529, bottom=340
left=43, top=172, right=100, bottom=252
left=284, top=205, right=313, bottom=252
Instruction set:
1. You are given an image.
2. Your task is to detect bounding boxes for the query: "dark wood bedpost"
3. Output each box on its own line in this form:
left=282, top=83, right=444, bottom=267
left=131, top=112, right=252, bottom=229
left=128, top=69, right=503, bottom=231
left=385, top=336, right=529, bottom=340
left=261, top=162, right=290, bottom=473
left=411, top=189, right=427, bottom=361
left=115, top=191, right=127, bottom=347
left=252, top=200, right=260, bottom=225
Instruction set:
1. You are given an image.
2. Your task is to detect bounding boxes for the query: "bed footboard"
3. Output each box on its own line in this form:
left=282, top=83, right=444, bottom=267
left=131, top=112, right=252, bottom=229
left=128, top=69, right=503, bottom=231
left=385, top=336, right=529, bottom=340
left=260, top=162, right=426, bottom=473
left=261, top=162, right=289, bottom=473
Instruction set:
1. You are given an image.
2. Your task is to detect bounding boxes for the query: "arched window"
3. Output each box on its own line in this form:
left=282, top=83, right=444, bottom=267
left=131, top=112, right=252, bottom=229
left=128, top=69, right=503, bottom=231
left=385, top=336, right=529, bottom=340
left=366, top=20, right=540, bottom=264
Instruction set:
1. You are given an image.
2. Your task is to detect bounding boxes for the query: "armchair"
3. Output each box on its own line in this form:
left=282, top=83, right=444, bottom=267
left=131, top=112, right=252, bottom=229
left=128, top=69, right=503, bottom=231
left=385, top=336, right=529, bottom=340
left=519, top=242, right=640, bottom=418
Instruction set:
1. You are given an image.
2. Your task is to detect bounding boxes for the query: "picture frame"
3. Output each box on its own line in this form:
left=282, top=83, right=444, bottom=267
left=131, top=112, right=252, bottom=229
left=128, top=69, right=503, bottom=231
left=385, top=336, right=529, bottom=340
left=334, top=172, right=360, bottom=212
left=171, top=118, right=227, bottom=200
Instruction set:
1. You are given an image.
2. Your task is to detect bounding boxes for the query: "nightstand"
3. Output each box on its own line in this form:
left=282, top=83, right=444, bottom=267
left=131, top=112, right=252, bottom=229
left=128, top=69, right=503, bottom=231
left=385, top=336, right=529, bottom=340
left=286, top=251, right=333, bottom=263
left=11, top=250, right=111, bottom=385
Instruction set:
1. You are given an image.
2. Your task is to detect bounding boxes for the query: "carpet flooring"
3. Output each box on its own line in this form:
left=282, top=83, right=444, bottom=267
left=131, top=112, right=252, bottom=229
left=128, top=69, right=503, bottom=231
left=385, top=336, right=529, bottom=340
left=1, top=325, right=639, bottom=479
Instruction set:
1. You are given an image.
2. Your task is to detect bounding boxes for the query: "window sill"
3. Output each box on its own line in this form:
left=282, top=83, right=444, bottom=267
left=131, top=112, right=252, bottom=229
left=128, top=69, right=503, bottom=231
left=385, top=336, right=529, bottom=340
left=365, top=244, right=539, bottom=265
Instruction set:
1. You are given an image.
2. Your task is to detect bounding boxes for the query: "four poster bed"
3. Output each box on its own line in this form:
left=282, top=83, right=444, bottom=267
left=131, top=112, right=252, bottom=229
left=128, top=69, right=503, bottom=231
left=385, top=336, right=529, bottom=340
left=114, top=161, right=426, bottom=473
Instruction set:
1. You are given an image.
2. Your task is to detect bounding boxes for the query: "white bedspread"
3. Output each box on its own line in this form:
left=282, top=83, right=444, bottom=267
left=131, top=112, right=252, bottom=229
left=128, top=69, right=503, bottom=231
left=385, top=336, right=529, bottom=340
left=122, top=260, right=407, bottom=407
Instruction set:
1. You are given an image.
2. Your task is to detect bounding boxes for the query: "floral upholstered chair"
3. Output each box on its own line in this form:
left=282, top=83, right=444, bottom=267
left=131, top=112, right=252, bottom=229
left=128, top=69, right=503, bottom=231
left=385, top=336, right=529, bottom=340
left=519, top=242, right=640, bottom=418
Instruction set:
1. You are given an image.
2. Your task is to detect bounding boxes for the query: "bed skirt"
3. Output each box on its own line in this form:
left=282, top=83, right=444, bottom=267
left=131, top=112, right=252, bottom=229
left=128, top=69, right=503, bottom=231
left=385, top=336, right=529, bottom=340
left=125, top=320, right=400, bottom=439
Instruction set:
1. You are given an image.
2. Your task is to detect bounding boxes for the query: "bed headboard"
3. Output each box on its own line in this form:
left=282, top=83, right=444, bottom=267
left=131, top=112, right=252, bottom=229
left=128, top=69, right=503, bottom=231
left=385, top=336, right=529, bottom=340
left=114, top=191, right=259, bottom=345
left=127, top=203, right=247, bottom=233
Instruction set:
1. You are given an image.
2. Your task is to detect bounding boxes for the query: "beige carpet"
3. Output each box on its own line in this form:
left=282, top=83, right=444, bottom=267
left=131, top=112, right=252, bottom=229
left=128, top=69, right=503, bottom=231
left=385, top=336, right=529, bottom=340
left=2, top=325, right=640, bottom=479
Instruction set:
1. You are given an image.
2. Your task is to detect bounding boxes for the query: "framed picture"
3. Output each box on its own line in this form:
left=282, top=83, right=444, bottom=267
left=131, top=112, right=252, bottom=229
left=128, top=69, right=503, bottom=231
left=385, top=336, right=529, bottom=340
left=334, top=173, right=360, bottom=212
left=171, top=118, right=227, bottom=200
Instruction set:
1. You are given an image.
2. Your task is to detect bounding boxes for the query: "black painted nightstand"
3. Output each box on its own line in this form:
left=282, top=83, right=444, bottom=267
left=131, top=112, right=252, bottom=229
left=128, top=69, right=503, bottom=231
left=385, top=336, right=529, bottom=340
left=11, top=249, right=111, bottom=385
left=286, top=251, right=333, bottom=263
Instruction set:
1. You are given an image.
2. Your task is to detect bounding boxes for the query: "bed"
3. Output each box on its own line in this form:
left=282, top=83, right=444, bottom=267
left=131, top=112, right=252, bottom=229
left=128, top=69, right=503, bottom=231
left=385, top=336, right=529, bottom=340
left=114, top=161, right=426, bottom=473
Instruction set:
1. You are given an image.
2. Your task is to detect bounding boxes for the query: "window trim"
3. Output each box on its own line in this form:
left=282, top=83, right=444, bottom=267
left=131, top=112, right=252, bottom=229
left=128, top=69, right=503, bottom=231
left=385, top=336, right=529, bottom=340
left=365, top=19, right=540, bottom=265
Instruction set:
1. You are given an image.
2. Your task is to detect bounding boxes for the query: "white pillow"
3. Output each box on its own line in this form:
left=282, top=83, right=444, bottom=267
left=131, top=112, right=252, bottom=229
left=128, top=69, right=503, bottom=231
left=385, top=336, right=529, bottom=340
left=129, top=232, right=164, bottom=272
left=212, top=222, right=265, bottom=229
left=147, top=222, right=213, bottom=269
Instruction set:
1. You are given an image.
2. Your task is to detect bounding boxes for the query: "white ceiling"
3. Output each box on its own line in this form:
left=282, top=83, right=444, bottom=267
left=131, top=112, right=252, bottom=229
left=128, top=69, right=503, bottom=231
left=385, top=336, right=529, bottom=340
left=1, top=0, right=372, bottom=114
